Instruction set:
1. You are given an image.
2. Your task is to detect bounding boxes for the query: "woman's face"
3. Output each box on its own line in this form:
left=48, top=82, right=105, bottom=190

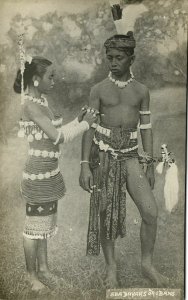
left=38, top=65, right=55, bottom=94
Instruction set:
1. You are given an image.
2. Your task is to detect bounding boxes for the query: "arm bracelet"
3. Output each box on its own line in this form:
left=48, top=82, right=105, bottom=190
left=80, top=160, right=90, bottom=165
left=139, top=123, right=152, bottom=129
left=91, top=122, right=98, bottom=129
left=53, top=130, right=61, bottom=145
left=139, top=110, right=151, bottom=115
left=60, top=120, right=89, bottom=143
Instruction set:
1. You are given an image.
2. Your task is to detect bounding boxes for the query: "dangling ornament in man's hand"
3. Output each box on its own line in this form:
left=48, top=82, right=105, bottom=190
left=156, top=144, right=179, bottom=213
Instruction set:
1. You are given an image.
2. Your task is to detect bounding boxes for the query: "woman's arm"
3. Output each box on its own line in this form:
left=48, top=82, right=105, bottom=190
left=24, top=101, right=64, bottom=144
left=24, top=101, right=96, bottom=145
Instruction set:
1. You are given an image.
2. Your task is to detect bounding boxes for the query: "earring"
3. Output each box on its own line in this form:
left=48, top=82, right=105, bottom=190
left=34, top=80, right=39, bottom=87
left=130, top=66, right=134, bottom=77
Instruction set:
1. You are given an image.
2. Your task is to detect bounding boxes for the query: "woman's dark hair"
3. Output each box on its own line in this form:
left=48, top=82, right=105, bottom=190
left=13, top=56, right=52, bottom=94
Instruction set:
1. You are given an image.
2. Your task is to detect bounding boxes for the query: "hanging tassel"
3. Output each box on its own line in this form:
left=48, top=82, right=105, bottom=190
left=164, top=163, right=179, bottom=213
left=157, top=144, right=179, bottom=213
left=156, top=161, right=164, bottom=174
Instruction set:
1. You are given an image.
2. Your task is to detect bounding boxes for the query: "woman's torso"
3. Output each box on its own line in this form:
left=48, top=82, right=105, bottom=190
left=19, top=96, right=66, bottom=204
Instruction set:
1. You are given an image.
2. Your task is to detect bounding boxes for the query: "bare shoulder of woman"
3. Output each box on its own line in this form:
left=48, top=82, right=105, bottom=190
left=23, top=100, right=45, bottom=122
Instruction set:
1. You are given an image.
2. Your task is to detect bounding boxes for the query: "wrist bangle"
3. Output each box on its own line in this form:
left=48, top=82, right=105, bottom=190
left=80, top=160, right=89, bottom=165
left=80, top=120, right=89, bottom=130
left=53, top=130, right=61, bottom=145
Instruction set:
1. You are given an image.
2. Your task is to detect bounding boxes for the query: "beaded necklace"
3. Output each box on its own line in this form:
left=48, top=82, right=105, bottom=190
left=24, top=94, right=48, bottom=107
left=108, top=70, right=134, bottom=88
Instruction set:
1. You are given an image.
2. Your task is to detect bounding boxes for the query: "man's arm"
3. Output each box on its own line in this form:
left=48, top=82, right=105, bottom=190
left=79, top=85, right=100, bottom=193
left=140, top=87, right=155, bottom=189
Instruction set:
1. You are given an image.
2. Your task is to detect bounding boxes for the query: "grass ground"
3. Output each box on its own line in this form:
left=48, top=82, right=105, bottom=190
left=0, top=86, right=186, bottom=300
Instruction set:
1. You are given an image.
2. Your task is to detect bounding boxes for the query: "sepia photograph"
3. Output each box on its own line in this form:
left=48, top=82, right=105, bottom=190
left=0, top=0, right=187, bottom=299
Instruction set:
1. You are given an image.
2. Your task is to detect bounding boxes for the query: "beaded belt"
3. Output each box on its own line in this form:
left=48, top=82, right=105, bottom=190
left=23, top=167, right=60, bottom=180
left=93, top=136, right=138, bottom=159
left=93, top=124, right=137, bottom=139
left=28, top=149, right=61, bottom=159
left=96, top=125, right=111, bottom=137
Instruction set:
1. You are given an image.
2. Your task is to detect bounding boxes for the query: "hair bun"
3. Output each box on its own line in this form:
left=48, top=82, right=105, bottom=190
left=13, top=68, right=29, bottom=94
left=127, top=31, right=134, bottom=38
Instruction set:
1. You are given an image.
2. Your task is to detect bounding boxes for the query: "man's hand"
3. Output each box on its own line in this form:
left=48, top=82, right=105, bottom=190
left=146, top=165, right=155, bottom=190
left=79, top=165, right=94, bottom=193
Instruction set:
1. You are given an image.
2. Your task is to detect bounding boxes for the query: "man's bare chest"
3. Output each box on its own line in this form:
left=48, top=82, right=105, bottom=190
left=99, top=86, right=141, bottom=108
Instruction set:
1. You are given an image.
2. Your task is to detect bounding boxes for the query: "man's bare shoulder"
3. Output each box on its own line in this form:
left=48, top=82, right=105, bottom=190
left=133, top=80, right=149, bottom=96
left=91, top=78, right=110, bottom=93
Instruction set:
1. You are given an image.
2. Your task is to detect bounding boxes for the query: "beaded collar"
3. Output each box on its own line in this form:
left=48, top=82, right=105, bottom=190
left=24, top=94, right=48, bottom=107
left=18, top=118, right=63, bottom=141
left=108, top=70, right=134, bottom=88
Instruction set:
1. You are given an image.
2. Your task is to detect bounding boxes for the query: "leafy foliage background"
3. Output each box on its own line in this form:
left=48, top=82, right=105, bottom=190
left=0, top=3, right=186, bottom=298
left=0, top=0, right=187, bottom=140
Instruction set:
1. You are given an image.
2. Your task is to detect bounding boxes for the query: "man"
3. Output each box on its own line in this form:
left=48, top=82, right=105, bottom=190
left=79, top=31, right=168, bottom=288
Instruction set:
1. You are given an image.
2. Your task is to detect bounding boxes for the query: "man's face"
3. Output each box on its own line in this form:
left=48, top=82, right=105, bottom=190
left=106, top=48, right=132, bottom=77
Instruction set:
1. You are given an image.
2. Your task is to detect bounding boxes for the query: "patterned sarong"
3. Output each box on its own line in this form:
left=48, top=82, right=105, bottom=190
left=87, top=124, right=139, bottom=255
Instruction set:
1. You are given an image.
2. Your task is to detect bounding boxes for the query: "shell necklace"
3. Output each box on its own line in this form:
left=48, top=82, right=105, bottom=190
left=108, top=70, right=134, bottom=88
left=24, top=94, right=48, bottom=107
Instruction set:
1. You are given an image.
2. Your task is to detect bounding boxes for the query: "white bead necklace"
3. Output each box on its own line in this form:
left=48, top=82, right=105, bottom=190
left=108, top=70, right=134, bottom=88
left=24, top=94, right=48, bottom=107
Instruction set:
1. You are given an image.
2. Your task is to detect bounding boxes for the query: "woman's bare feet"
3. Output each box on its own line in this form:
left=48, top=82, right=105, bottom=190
left=26, top=273, right=47, bottom=292
left=37, top=269, right=62, bottom=289
left=105, top=264, right=119, bottom=288
left=142, top=263, right=169, bottom=287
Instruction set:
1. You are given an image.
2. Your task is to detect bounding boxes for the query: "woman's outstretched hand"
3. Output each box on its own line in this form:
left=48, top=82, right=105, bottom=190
left=78, top=105, right=98, bottom=126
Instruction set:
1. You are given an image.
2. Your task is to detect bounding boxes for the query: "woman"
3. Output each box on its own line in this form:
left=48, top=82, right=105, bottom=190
left=14, top=56, right=96, bottom=291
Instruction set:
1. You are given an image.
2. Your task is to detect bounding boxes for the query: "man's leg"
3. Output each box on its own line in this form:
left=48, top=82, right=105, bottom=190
left=126, top=158, right=169, bottom=287
left=100, top=211, right=118, bottom=287
left=23, top=237, right=46, bottom=291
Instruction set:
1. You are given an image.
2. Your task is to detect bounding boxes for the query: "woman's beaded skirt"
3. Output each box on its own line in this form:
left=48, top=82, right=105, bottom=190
left=23, top=201, right=58, bottom=239
left=21, top=135, right=66, bottom=204
left=19, top=118, right=65, bottom=239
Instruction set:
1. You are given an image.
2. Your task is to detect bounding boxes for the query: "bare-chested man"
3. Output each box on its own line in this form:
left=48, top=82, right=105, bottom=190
left=79, top=32, right=168, bottom=288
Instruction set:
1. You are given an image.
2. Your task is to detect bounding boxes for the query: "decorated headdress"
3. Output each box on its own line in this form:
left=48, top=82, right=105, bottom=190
left=105, top=0, right=148, bottom=50
left=104, top=1, right=136, bottom=53
left=104, top=31, right=136, bottom=51
left=109, top=0, right=148, bottom=33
